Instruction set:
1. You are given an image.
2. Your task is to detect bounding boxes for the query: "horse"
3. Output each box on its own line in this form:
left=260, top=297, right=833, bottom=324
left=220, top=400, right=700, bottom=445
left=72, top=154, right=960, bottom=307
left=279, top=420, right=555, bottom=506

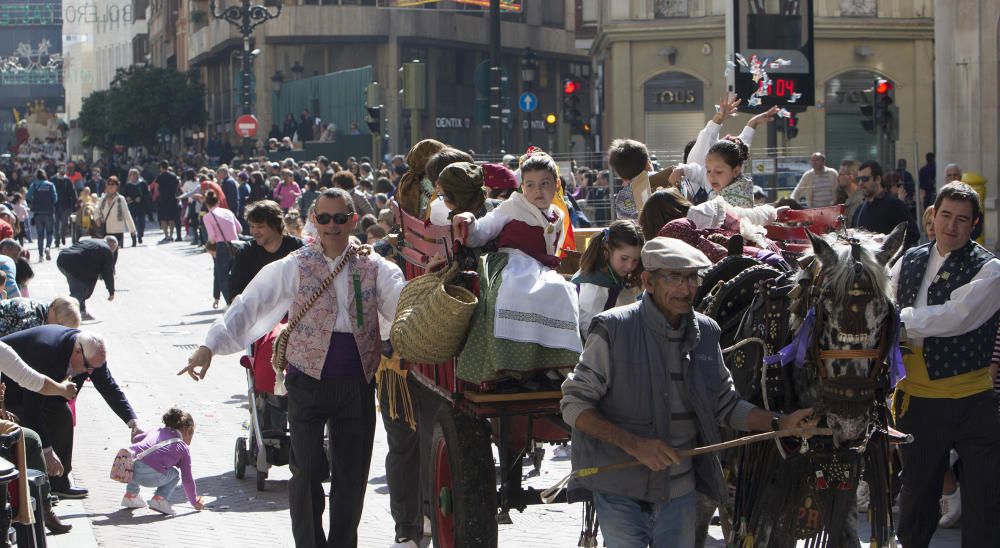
left=705, top=222, right=908, bottom=547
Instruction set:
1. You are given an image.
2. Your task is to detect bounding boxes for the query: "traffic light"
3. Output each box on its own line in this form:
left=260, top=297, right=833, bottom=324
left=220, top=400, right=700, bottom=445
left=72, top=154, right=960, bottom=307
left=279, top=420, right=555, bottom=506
left=874, top=78, right=895, bottom=135
left=544, top=112, right=557, bottom=133
left=563, top=78, right=582, bottom=133
left=786, top=112, right=799, bottom=139
left=582, top=122, right=592, bottom=135
left=859, top=88, right=876, bottom=134
left=366, top=105, right=382, bottom=135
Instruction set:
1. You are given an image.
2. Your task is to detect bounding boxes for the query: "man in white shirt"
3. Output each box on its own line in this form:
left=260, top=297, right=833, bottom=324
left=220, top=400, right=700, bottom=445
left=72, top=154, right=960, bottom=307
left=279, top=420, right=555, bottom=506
left=790, top=153, right=840, bottom=208
left=889, top=182, right=1000, bottom=548
left=180, top=188, right=428, bottom=548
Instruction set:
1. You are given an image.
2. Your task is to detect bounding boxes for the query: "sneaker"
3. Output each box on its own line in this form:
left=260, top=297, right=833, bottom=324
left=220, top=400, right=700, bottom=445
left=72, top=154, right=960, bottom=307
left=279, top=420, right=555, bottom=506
left=121, top=493, right=146, bottom=509
left=148, top=496, right=175, bottom=516
left=939, top=486, right=961, bottom=528
left=424, top=517, right=432, bottom=536
left=553, top=444, right=571, bottom=459
left=856, top=480, right=870, bottom=513
left=390, top=540, right=418, bottom=548
left=80, top=311, right=95, bottom=321
left=45, top=250, right=51, bottom=261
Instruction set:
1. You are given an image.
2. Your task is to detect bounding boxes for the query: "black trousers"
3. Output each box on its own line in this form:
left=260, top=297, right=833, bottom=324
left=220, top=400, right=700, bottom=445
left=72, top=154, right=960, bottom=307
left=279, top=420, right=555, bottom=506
left=128, top=204, right=145, bottom=241
left=286, top=373, right=376, bottom=548
left=11, top=397, right=75, bottom=490
left=895, top=390, right=1000, bottom=548
left=58, top=265, right=96, bottom=313
left=379, top=375, right=437, bottom=543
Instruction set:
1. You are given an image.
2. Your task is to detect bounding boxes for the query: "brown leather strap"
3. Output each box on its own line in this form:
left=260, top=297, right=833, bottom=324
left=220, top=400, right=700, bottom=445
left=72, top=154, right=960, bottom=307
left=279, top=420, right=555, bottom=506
left=818, top=348, right=882, bottom=360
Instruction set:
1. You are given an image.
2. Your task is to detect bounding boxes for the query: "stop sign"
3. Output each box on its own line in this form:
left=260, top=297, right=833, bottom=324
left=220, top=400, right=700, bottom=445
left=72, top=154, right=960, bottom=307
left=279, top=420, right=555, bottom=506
left=235, top=114, right=259, bottom=138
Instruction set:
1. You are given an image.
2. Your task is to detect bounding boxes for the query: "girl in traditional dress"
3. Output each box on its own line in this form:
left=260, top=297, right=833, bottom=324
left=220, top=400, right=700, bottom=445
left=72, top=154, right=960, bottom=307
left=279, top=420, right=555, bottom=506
left=571, top=220, right=644, bottom=339
left=451, top=152, right=581, bottom=385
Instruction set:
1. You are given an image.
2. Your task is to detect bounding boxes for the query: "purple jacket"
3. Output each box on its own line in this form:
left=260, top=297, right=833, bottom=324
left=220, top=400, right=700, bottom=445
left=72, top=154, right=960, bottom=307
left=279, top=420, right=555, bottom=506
left=130, top=427, right=198, bottom=505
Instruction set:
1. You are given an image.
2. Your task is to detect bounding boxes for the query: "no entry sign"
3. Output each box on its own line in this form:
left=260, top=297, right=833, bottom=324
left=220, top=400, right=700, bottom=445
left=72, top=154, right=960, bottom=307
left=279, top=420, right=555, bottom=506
left=235, top=114, right=259, bottom=138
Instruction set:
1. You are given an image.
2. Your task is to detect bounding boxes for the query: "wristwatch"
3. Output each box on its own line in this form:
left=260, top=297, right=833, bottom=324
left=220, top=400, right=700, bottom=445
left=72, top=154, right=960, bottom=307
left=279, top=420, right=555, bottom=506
left=771, top=414, right=782, bottom=432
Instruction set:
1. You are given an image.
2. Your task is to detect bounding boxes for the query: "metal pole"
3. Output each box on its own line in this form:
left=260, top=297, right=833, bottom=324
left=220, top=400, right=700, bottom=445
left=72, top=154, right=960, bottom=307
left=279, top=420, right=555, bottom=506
left=489, top=0, right=502, bottom=155
left=767, top=118, right=778, bottom=197
left=242, top=30, right=252, bottom=163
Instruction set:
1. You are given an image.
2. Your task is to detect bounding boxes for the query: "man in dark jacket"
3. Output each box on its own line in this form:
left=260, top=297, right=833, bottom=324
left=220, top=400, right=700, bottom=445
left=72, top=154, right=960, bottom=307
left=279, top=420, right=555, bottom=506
left=216, top=166, right=241, bottom=217
left=853, top=160, right=919, bottom=250
left=55, top=236, right=118, bottom=321
left=2, top=325, right=140, bottom=498
left=228, top=200, right=303, bottom=301
left=52, top=165, right=78, bottom=248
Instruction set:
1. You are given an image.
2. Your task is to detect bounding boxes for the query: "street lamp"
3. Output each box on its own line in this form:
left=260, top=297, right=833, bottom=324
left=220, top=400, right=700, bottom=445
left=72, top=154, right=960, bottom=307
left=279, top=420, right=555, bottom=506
left=209, top=0, right=282, bottom=164
left=520, top=47, right=538, bottom=148
left=290, top=61, right=304, bottom=79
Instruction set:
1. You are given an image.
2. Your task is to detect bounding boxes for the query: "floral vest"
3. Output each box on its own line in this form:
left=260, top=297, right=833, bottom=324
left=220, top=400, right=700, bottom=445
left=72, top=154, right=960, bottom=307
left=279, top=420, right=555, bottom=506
left=285, top=244, right=382, bottom=382
left=897, top=240, right=999, bottom=379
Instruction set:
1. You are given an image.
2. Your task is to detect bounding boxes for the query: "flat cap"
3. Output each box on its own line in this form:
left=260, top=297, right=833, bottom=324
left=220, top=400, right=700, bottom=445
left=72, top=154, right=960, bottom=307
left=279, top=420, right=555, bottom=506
left=641, top=236, right=712, bottom=272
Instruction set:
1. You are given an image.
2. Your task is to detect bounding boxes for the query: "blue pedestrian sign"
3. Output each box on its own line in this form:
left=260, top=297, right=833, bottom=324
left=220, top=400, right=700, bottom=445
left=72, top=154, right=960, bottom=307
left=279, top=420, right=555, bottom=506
left=519, top=92, right=538, bottom=113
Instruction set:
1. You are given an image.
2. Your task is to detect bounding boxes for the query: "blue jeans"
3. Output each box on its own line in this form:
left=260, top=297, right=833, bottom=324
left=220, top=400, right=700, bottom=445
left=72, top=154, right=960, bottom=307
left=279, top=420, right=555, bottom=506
left=34, top=213, right=54, bottom=256
left=594, top=490, right=696, bottom=548
left=126, top=460, right=180, bottom=499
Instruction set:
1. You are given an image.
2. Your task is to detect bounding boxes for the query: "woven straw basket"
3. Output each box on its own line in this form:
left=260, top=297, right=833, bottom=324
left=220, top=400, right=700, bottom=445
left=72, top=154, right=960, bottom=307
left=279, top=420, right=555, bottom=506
left=391, top=263, right=478, bottom=364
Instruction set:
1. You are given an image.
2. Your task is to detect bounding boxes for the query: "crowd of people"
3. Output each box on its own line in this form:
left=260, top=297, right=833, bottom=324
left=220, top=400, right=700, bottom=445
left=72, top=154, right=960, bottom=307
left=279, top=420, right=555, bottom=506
left=0, top=92, right=996, bottom=547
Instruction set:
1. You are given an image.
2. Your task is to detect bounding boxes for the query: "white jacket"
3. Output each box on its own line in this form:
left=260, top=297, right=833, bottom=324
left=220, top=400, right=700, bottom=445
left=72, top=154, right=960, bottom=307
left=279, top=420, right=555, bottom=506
left=95, top=193, right=137, bottom=235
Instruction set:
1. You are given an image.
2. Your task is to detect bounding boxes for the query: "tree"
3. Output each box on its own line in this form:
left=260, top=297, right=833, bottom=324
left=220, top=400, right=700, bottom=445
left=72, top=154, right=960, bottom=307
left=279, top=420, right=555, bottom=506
left=78, top=65, right=207, bottom=152
left=78, top=89, right=115, bottom=151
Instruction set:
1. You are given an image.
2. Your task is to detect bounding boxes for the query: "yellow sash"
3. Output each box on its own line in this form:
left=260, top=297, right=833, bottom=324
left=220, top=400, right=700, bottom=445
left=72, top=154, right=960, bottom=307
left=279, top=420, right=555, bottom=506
left=892, top=347, right=992, bottom=419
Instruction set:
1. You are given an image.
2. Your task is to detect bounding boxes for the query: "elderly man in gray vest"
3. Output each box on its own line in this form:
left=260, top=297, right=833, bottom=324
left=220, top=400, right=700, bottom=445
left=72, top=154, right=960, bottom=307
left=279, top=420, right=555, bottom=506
left=560, top=237, right=815, bottom=547
left=889, top=181, right=1000, bottom=548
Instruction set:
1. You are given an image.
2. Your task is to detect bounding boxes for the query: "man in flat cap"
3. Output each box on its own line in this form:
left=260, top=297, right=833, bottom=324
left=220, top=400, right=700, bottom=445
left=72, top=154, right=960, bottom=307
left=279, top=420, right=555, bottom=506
left=560, top=237, right=815, bottom=547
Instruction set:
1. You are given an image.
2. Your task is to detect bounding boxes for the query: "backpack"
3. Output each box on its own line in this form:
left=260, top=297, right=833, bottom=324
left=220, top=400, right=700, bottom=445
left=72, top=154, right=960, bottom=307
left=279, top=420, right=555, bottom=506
left=30, top=182, right=56, bottom=214
left=110, top=437, right=183, bottom=483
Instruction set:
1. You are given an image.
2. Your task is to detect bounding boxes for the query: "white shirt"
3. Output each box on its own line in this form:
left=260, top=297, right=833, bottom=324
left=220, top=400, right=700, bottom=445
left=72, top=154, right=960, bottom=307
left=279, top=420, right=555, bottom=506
left=0, top=341, right=46, bottom=393
left=205, top=245, right=406, bottom=356
left=680, top=120, right=756, bottom=199
left=790, top=167, right=840, bottom=208
left=889, top=243, right=1000, bottom=346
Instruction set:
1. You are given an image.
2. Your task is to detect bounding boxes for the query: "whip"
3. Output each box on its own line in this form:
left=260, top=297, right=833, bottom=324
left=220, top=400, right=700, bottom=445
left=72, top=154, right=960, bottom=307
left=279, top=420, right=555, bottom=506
left=539, top=427, right=833, bottom=504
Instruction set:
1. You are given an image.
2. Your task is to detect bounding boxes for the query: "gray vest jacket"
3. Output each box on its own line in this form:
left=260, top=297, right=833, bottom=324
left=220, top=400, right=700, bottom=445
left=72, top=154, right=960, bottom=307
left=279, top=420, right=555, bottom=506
left=570, top=297, right=731, bottom=503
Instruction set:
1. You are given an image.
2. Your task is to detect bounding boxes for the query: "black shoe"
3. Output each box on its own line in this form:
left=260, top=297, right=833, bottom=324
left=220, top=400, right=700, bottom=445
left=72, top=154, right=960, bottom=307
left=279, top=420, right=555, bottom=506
left=52, top=485, right=88, bottom=499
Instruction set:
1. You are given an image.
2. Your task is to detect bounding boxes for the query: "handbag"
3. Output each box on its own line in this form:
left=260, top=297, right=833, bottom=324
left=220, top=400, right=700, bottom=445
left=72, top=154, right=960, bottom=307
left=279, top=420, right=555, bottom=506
left=93, top=197, right=117, bottom=238
left=390, top=262, right=477, bottom=365
left=271, top=245, right=359, bottom=387
left=207, top=211, right=237, bottom=254
left=110, top=437, right=183, bottom=483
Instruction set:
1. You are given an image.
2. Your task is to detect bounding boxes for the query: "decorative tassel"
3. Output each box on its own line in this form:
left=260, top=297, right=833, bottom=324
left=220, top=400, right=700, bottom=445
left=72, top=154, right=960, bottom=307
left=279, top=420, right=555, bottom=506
left=815, top=470, right=827, bottom=490
left=375, top=352, right=416, bottom=431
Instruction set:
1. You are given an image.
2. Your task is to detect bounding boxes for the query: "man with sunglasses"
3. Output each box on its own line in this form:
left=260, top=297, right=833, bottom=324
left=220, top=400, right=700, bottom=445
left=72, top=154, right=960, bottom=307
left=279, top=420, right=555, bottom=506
left=561, top=237, right=816, bottom=547
left=852, top=160, right=918, bottom=249
left=1, top=325, right=140, bottom=500
left=182, top=187, right=431, bottom=548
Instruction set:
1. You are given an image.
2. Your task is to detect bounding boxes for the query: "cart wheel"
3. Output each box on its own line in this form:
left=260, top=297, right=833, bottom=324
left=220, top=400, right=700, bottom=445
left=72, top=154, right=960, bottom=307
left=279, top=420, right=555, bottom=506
left=256, top=468, right=267, bottom=491
left=429, top=406, right=498, bottom=548
left=234, top=437, right=248, bottom=479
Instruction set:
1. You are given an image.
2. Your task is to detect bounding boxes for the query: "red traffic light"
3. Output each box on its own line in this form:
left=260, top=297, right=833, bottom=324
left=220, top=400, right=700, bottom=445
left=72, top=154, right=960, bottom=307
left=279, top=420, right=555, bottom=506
left=563, top=79, right=579, bottom=95
left=875, top=79, right=893, bottom=95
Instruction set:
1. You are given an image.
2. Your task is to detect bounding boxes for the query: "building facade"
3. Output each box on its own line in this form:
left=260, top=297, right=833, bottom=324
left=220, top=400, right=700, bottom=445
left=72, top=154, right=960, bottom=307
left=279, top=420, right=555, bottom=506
left=589, top=0, right=934, bottom=173
left=166, top=0, right=587, bottom=159
left=934, top=0, right=999, bottom=249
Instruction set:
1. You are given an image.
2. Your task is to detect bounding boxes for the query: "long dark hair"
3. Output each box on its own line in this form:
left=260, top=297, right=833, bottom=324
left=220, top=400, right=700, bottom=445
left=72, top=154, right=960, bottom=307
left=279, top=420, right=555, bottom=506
left=707, top=137, right=750, bottom=169
left=579, top=219, right=645, bottom=287
left=638, top=188, right=691, bottom=240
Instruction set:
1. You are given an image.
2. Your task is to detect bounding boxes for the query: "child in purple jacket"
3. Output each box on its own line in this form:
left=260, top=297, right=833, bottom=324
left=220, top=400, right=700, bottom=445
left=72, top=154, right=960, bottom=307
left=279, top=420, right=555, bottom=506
left=121, top=408, right=204, bottom=515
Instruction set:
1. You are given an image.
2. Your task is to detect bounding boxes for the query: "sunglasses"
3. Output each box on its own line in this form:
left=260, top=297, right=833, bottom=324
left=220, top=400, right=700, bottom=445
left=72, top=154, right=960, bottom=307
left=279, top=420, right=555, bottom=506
left=855, top=175, right=873, bottom=183
left=314, top=212, right=352, bottom=225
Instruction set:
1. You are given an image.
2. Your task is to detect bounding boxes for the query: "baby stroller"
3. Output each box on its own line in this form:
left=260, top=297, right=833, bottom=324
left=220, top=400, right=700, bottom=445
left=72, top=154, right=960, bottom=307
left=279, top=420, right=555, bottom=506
left=234, top=324, right=291, bottom=491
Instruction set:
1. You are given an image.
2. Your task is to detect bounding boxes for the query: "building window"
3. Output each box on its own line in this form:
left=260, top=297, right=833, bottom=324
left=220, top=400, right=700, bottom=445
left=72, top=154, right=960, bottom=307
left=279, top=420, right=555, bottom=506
left=840, top=0, right=876, bottom=17
left=541, top=0, right=565, bottom=28
left=654, top=0, right=689, bottom=18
